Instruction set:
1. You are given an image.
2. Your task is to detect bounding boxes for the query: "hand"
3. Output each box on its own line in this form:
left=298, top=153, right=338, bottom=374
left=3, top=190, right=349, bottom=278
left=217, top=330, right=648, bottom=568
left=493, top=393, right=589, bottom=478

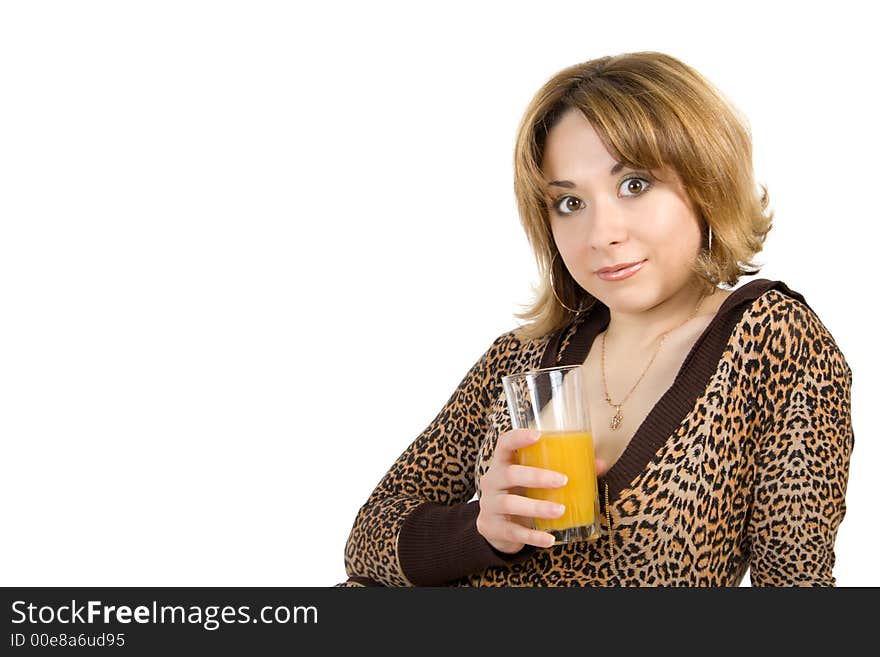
left=476, top=428, right=609, bottom=554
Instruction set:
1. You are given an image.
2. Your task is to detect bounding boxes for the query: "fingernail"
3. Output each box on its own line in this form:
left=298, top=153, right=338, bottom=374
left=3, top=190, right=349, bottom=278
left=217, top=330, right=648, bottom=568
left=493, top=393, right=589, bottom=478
left=555, top=504, right=566, bottom=516
left=557, top=474, right=568, bottom=486
left=545, top=535, right=556, bottom=547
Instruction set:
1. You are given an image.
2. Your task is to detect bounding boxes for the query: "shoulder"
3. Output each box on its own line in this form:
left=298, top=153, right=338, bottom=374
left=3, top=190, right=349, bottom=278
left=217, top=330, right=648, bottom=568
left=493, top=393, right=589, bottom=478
left=742, top=286, right=852, bottom=382
left=752, top=287, right=816, bottom=321
left=487, top=326, right=553, bottom=355
left=470, top=327, right=554, bottom=379
left=750, top=288, right=841, bottom=347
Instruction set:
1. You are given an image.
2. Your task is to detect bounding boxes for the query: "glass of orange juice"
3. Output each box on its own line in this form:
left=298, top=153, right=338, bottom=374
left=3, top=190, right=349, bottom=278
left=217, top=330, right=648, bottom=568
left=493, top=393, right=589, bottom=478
left=501, top=364, right=600, bottom=544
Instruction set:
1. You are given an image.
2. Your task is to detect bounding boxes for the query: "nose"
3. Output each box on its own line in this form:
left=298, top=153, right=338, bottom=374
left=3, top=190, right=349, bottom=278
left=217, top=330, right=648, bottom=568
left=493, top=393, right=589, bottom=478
left=586, top=195, right=628, bottom=249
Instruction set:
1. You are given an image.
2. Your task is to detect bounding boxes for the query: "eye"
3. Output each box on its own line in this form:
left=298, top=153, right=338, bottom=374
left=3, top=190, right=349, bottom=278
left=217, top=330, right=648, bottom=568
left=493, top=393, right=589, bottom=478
left=550, top=195, right=584, bottom=216
left=619, top=175, right=653, bottom=198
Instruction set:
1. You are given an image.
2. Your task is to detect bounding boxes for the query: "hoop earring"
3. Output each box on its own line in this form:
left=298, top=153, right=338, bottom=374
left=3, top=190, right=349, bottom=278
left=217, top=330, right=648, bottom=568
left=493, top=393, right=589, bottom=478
left=708, top=225, right=713, bottom=252
left=550, top=251, right=590, bottom=315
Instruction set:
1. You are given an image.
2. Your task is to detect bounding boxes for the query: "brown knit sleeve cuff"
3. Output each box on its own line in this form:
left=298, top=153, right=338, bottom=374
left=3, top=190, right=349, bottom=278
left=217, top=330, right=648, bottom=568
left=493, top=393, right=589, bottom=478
left=397, top=500, right=537, bottom=586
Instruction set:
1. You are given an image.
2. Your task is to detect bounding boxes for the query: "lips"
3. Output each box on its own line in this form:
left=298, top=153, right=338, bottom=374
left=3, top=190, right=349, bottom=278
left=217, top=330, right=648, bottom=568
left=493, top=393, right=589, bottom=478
left=595, top=259, right=647, bottom=282
left=595, top=259, right=646, bottom=274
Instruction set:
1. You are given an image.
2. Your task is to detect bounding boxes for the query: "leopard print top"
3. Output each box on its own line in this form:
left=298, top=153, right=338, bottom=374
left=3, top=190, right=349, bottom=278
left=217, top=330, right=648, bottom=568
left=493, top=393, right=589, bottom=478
left=339, top=279, right=854, bottom=586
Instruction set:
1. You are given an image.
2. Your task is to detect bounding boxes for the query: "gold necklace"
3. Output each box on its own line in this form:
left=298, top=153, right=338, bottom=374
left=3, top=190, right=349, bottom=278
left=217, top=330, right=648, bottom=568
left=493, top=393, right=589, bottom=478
left=601, top=291, right=707, bottom=430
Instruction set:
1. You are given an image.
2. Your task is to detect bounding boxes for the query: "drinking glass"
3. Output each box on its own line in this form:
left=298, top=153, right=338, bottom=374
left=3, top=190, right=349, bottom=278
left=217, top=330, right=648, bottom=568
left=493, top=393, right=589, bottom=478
left=501, top=364, right=601, bottom=544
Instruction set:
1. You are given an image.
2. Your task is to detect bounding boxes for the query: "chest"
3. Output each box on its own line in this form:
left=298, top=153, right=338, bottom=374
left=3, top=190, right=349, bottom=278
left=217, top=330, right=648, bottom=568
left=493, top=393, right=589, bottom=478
left=582, top=319, right=712, bottom=469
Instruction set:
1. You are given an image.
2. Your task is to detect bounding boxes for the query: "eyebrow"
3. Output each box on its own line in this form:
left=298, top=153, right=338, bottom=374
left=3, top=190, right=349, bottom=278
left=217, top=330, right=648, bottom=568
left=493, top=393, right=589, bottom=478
left=545, top=161, right=628, bottom=189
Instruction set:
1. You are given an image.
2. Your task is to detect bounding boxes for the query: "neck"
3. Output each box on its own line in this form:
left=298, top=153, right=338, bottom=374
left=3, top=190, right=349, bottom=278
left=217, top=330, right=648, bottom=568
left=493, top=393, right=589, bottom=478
left=604, top=280, right=714, bottom=351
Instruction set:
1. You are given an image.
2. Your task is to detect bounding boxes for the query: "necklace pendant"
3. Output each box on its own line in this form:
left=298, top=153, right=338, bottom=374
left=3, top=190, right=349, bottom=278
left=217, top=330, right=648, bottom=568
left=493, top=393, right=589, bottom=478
left=610, top=406, right=623, bottom=430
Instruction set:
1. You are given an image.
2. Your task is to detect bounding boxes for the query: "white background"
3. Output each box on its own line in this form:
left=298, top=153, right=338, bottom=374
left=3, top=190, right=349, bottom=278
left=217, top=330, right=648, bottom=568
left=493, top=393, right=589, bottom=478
left=1, top=0, right=875, bottom=587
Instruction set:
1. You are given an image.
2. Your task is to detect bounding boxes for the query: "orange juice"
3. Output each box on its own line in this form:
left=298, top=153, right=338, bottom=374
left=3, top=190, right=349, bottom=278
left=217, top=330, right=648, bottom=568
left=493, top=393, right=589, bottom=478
left=515, top=430, right=598, bottom=532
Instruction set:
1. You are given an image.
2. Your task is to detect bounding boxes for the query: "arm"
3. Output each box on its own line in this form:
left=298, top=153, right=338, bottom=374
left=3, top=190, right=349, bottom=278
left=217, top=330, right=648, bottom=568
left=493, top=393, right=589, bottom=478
left=343, top=330, right=536, bottom=586
left=748, top=298, right=854, bottom=586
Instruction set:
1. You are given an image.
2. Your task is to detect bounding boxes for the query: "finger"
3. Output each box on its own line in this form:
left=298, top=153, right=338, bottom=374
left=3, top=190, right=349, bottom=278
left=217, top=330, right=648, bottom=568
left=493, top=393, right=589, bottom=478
left=496, top=429, right=541, bottom=461
left=493, top=493, right=566, bottom=521
left=499, top=464, right=568, bottom=490
left=594, top=457, right=609, bottom=476
left=492, top=518, right=557, bottom=549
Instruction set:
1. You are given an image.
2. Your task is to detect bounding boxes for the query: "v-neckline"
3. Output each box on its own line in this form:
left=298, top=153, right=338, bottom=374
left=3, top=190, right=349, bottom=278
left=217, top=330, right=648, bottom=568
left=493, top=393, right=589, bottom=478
left=536, top=279, right=809, bottom=503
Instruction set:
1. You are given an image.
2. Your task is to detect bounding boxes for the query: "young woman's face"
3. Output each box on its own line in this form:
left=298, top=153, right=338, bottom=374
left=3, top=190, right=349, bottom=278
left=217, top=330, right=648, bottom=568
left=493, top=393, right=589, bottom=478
left=541, top=108, right=703, bottom=314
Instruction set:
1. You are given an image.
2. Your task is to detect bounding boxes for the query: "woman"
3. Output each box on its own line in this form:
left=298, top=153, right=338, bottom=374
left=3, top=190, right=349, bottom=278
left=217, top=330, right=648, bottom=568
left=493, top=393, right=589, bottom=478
left=338, top=51, right=854, bottom=586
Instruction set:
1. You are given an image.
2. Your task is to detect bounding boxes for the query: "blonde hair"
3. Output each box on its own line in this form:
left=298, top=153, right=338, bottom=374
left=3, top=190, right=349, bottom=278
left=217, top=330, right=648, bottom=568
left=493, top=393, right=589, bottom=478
left=512, top=51, right=773, bottom=341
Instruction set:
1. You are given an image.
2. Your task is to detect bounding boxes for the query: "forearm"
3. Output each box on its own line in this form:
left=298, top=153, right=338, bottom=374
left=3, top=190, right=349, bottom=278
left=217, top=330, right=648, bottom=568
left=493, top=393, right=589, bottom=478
left=344, top=495, right=426, bottom=586
left=344, top=496, right=536, bottom=586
